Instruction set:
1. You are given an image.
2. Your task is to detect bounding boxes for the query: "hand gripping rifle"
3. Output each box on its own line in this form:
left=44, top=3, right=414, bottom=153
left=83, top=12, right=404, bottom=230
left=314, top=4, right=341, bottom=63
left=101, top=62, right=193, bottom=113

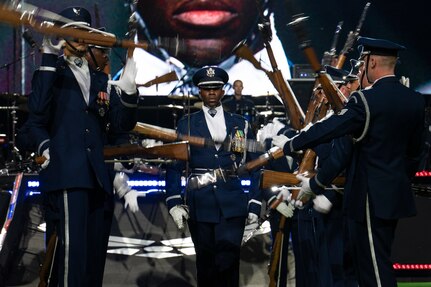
left=336, top=2, right=371, bottom=69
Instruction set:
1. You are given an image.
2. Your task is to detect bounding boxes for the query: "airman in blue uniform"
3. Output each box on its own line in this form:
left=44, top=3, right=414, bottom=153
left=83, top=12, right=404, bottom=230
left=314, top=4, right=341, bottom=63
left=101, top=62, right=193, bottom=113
left=165, top=66, right=262, bottom=287
left=273, top=37, right=426, bottom=287
left=26, top=6, right=138, bottom=286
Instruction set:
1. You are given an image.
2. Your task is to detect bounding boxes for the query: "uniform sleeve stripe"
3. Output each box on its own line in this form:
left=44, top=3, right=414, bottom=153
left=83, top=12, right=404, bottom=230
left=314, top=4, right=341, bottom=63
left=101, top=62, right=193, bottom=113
left=39, top=66, right=57, bottom=72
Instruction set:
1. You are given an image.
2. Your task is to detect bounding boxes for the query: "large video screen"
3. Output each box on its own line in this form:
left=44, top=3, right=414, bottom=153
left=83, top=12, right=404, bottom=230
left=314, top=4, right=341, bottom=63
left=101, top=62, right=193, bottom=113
left=1, top=0, right=429, bottom=97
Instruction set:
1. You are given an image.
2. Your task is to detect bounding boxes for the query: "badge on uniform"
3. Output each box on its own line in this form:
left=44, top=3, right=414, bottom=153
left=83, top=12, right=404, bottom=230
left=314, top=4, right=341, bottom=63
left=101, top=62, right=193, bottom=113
left=231, top=129, right=246, bottom=153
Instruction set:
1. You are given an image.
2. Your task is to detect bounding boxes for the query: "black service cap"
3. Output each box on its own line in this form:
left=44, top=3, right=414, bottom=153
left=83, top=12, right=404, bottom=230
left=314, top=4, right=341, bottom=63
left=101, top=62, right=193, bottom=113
left=192, top=66, right=229, bottom=89
left=357, top=36, right=405, bottom=57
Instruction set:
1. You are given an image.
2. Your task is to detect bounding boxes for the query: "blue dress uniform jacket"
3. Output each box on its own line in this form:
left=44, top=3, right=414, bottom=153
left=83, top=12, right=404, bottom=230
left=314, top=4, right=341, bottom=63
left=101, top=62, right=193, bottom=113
left=286, top=76, right=425, bottom=221
left=26, top=53, right=137, bottom=286
left=28, top=53, right=137, bottom=194
left=165, top=110, right=261, bottom=222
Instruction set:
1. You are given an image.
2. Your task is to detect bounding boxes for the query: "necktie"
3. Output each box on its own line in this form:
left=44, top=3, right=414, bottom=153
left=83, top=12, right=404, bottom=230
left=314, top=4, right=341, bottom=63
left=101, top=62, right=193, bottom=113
left=208, top=108, right=217, bottom=117
left=74, top=57, right=83, bottom=68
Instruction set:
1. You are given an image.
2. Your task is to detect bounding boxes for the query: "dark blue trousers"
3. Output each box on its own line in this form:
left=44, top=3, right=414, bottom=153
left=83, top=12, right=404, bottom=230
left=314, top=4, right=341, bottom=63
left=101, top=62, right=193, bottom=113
left=188, top=216, right=245, bottom=287
left=347, top=216, right=398, bottom=287
left=45, top=188, right=106, bottom=287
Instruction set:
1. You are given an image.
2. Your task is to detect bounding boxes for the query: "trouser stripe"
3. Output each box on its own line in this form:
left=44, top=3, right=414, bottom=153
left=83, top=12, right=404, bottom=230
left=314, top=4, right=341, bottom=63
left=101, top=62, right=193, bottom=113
left=63, top=190, right=70, bottom=287
left=366, top=194, right=382, bottom=287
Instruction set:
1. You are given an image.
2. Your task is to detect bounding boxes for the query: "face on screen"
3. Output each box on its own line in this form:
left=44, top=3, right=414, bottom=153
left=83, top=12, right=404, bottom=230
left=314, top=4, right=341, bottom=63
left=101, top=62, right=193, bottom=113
left=137, top=0, right=260, bottom=67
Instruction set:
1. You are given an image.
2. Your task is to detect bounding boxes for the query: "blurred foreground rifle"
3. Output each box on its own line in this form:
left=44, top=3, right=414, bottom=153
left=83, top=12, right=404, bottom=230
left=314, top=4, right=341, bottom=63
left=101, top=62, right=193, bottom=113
left=103, top=141, right=190, bottom=161
left=35, top=141, right=190, bottom=165
left=336, top=2, right=371, bottom=69
left=133, top=122, right=266, bottom=153
left=288, top=15, right=347, bottom=113
left=0, top=4, right=183, bottom=54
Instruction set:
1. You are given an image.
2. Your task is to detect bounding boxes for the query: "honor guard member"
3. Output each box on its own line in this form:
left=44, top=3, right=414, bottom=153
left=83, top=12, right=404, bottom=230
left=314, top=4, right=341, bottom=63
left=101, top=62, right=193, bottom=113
left=27, top=6, right=138, bottom=286
left=272, top=37, right=426, bottom=287
left=165, top=66, right=262, bottom=287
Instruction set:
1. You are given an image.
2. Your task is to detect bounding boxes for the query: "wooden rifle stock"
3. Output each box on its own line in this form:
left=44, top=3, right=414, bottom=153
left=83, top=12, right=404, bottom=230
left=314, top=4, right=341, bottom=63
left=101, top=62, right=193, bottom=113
left=35, top=141, right=190, bottom=165
left=268, top=215, right=286, bottom=287
left=38, top=232, right=57, bottom=287
left=237, top=147, right=284, bottom=174
left=138, top=71, right=178, bottom=88
left=133, top=122, right=209, bottom=147
left=233, top=41, right=272, bottom=75
left=0, top=6, right=184, bottom=54
left=0, top=7, right=149, bottom=50
left=103, top=142, right=189, bottom=161
left=264, top=42, right=305, bottom=130
left=260, top=169, right=345, bottom=190
left=134, top=122, right=267, bottom=154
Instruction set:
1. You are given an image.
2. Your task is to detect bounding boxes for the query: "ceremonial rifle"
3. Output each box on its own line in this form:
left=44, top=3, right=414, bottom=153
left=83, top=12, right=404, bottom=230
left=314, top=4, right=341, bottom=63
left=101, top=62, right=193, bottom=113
left=260, top=169, right=345, bottom=190
left=38, top=232, right=58, bottom=287
left=336, top=2, right=371, bottom=69
left=321, top=21, right=344, bottom=66
left=0, top=4, right=183, bottom=54
left=35, top=141, right=190, bottom=165
left=232, top=37, right=305, bottom=131
left=103, top=141, right=190, bottom=161
left=133, top=122, right=266, bottom=153
left=288, top=15, right=347, bottom=113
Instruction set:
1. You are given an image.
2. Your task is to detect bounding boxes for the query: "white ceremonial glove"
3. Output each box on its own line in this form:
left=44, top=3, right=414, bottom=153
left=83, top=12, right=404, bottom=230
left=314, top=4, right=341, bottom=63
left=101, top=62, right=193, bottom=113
left=41, top=148, right=50, bottom=169
left=256, top=122, right=274, bottom=143
left=276, top=202, right=295, bottom=218
left=124, top=189, right=140, bottom=213
left=247, top=213, right=259, bottom=224
left=312, top=195, right=333, bottom=214
left=272, top=118, right=286, bottom=133
left=293, top=174, right=316, bottom=208
left=141, top=139, right=163, bottom=148
left=113, top=172, right=131, bottom=198
left=400, top=76, right=410, bottom=88
left=272, top=134, right=290, bottom=149
left=42, top=37, right=65, bottom=55
left=276, top=185, right=290, bottom=201
left=169, top=205, right=189, bottom=231
left=108, top=58, right=137, bottom=95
